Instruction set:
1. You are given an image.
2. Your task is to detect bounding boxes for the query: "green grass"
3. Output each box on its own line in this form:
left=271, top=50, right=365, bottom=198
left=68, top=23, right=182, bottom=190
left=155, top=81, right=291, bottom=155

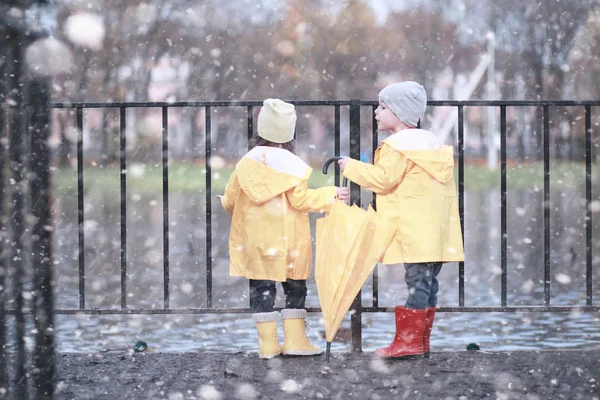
left=460, top=162, right=594, bottom=190
left=51, top=162, right=337, bottom=196
left=51, top=161, right=598, bottom=196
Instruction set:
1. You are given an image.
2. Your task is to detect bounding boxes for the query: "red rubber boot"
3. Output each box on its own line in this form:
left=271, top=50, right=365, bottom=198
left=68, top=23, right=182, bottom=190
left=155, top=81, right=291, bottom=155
left=375, top=306, right=426, bottom=359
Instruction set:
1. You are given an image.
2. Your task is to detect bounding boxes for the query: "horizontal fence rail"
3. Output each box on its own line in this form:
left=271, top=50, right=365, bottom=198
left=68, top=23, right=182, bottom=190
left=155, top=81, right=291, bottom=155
left=49, top=100, right=600, bottom=107
left=7, top=100, right=600, bottom=353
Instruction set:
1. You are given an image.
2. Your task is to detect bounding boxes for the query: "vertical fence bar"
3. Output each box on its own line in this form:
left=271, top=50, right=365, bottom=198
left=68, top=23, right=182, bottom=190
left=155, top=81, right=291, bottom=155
left=29, top=78, right=55, bottom=399
left=8, top=31, right=28, bottom=397
left=543, top=105, right=551, bottom=306
left=585, top=106, right=592, bottom=306
left=246, top=106, right=253, bottom=307
left=349, top=103, right=361, bottom=204
left=162, top=107, right=170, bottom=309
left=500, top=106, right=507, bottom=307
left=119, top=107, right=127, bottom=309
left=247, top=105, right=253, bottom=144
left=371, top=106, right=378, bottom=207
left=457, top=106, right=465, bottom=307
left=371, top=105, right=379, bottom=308
left=77, top=107, right=85, bottom=309
left=349, top=100, right=362, bottom=351
left=205, top=106, right=213, bottom=308
left=334, top=105, right=340, bottom=181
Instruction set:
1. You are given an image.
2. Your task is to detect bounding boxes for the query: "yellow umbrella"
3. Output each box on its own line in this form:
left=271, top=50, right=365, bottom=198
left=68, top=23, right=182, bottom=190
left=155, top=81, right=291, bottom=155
left=316, top=158, right=396, bottom=361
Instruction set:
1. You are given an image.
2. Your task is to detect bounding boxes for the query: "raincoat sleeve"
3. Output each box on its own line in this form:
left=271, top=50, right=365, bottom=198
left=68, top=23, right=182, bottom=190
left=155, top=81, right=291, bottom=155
left=286, top=180, right=337, bottom=212
left=220, top=170, right=240, bottom=216
left=343, top=152, right=407, bottom=194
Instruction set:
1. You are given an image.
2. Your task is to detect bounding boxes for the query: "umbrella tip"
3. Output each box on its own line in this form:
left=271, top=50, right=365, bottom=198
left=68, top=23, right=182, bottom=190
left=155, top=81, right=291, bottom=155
left=326, top=342, right=332, bottom=363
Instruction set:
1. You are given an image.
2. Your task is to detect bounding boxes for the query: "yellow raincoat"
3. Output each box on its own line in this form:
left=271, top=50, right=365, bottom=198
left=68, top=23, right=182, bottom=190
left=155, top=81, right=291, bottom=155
left=221, top=146, right=338, bottom=282
left=343, top=129, right=464, bottom=264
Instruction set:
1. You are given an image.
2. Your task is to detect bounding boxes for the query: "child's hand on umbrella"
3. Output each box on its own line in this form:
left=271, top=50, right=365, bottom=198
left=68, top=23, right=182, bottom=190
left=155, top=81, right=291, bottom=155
left=336, top=187, right=350, bottom=202
left=216, top=195, right=223, bottom=199
left=338, top=157, right=350, bottom=172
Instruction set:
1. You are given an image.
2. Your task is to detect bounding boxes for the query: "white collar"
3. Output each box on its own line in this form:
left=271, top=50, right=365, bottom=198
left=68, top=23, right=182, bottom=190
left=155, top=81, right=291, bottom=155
left=244, top=146, right=311, bottom=178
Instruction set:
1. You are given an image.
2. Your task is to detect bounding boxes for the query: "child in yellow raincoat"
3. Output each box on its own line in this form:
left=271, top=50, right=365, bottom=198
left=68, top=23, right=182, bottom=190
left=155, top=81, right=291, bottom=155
left=338, top=81, right=464, bottom=359
left=219, top=98, right=350, bottom=359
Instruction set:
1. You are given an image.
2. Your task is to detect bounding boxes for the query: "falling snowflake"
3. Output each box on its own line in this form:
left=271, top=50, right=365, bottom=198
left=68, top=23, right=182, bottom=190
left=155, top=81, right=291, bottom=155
left=555, top=273, right=571, bottom=285
left=209, top=155, right=226, bottom=169
left=180, top=282, right=193, bottom=294
left=197, top=385, right=222, bottom=400
left=64, top=12, right=105, bottom=51
left=280, top=379, right=301, bottom=393
left=235, top=383, right=258, bottom=399
left=25, top=37, right=73, bottom=77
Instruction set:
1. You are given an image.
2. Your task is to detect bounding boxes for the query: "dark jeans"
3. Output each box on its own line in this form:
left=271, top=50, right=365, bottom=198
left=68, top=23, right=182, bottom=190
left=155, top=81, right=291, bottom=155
left=404, top=262, right=443, bottom=310
left=249, top=279, right=307, bottom=313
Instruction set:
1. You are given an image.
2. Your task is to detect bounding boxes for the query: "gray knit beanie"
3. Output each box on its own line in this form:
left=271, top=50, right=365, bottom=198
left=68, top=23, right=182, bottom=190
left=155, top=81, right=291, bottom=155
left=378, top=81, right=427, bottom=127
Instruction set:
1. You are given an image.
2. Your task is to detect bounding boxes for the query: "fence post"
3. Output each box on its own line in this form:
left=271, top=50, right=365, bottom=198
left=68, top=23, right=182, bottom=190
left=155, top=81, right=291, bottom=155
left=7, top=29, right=29, bottom=399
left=29, top=77, right=55, bottom=399
left=349, top=99, right=362, bottom=352
left=0, top=23, right=7, bottom=394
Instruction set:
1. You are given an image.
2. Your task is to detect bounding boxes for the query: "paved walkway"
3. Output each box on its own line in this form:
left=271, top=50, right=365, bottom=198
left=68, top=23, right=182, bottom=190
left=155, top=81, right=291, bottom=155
left=55, top=350, right=600, bottom=399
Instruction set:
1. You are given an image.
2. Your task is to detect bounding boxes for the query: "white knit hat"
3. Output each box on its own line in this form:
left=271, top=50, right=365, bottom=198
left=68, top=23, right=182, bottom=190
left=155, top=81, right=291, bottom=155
left=257, top=98, right=297, bottom=143
left=378, top=81, right=427, bottom=127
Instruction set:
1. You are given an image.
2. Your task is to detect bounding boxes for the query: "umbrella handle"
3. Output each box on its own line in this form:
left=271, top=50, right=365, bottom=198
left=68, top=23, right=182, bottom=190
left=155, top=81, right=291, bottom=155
left=322, top=157, right=348, bottom=187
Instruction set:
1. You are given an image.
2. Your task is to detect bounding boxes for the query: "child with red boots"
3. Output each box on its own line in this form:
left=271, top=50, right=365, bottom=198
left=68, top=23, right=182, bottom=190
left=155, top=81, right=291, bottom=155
left=338, top=82, right=464, bottom=358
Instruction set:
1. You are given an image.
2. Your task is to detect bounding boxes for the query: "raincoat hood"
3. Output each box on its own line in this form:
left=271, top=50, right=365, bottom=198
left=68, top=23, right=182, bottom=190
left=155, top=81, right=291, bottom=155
left=220, top=146, right=338, bottom=282
left=383, top=129, right=454, bottom=184
left=235, top=146, right=312, bottom=204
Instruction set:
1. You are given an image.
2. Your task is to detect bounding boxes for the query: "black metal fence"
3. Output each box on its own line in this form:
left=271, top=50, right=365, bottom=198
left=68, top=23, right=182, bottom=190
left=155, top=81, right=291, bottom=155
left=3, top=74, right=600, bottom=400
left=48, top=100, right=600, bottom=317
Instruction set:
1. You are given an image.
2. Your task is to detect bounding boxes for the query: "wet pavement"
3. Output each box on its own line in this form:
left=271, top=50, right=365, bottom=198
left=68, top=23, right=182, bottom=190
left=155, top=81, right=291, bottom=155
left=54, top=349, right=600, bottom=399
left=51, top=188, right=600, bottom=354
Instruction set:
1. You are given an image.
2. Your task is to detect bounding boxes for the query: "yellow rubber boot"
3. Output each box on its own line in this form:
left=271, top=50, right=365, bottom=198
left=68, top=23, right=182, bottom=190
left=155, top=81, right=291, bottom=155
left=281, top=309, right=322, bottom=356
left=253, top=311, right=282, bottom=359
